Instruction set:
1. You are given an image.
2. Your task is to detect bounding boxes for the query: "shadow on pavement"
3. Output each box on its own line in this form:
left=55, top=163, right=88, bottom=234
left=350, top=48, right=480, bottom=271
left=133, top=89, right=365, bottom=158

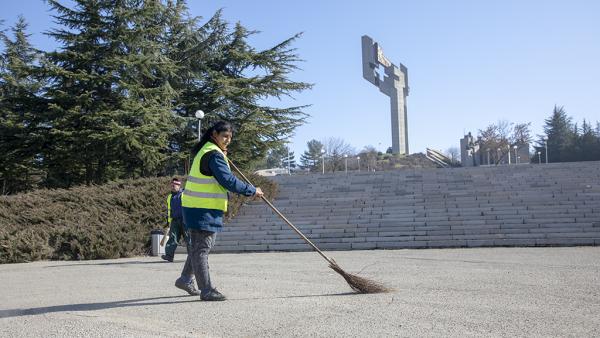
left=0, top=295, right=191, bottom=319
left=0, top=292, right=356, bottom=318
left=44, top=260, right=181, bottom=268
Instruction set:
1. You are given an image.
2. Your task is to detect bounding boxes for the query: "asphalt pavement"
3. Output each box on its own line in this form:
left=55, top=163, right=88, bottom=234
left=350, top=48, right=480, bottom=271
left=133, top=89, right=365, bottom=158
left=1, top=247, right=599, bottom=337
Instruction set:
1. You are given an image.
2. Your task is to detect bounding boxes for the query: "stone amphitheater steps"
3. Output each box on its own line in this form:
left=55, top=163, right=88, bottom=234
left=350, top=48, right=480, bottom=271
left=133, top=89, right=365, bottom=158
left=213, top=161, right=600, bottom=253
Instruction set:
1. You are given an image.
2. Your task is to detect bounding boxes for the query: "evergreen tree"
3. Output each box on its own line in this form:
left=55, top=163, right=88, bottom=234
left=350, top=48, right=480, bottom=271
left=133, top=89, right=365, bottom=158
left=111, top=0, right=178, bottom=178
left=542, top=105, right=576, bottom=163
left=43, top=0, right=122, bottom=187
left=171, top=11, right=312, bottom=167
left=42, top=0, right=178, bottom=187
left=161, top=0, right=200, bottom=174
left=266, top=144, right=286, bottom=168
left=265, top=144, right=295, bottom=169
left=578, top=119, right=600, bottom=161
left=300, top=139, right=323, bottom=171
left=0, top=17, right=46, bottom=194
left=282, top=146, right=297, bottom=170
left=3, top=1, right=310, bottom=190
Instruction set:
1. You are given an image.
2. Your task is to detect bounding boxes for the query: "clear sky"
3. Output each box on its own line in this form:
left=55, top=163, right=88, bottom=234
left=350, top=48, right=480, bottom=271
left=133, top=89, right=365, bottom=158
left=2, top=0, right=599, bottom=159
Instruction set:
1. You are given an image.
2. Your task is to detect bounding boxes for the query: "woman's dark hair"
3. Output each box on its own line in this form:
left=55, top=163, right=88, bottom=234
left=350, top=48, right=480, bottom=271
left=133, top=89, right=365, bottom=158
left=191, top=120, right=234, bottom=156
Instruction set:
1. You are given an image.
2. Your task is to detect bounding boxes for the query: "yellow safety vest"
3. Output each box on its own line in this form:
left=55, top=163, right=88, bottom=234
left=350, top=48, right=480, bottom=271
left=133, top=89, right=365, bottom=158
left=181, top=142, right=229, bottom=211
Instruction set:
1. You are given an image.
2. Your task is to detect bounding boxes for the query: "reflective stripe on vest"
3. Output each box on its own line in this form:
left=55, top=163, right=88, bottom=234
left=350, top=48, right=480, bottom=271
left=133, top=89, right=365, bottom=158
left=166, top=194, right=172, bottom=225
left=181, top=142, right=229, bottom=211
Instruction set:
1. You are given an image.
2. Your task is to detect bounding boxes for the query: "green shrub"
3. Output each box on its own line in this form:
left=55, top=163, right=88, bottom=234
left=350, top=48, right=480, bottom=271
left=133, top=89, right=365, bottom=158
left=0, top=174, right=277, bottom=263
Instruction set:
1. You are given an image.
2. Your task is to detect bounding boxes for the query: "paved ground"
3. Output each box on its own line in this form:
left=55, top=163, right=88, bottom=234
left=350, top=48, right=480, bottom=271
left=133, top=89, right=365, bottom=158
left=1, top=247, right=599, bottom=337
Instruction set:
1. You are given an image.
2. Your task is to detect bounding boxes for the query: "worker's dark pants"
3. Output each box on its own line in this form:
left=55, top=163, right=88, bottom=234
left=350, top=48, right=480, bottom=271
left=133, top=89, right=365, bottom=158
left=164, top=218, right=185, bottom=260
left=181, top=229, right=216, bottom=293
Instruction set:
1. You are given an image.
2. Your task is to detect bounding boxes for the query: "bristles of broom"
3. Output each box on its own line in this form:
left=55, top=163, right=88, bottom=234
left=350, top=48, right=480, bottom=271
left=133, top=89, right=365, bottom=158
left=228, top=160, right=392, bottom=294
left=328, top=260, right=392, bottom=294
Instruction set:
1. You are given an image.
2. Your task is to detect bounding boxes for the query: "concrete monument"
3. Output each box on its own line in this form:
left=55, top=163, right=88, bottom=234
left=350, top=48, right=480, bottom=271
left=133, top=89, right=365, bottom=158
left=361, top=35, right=409, bottom=155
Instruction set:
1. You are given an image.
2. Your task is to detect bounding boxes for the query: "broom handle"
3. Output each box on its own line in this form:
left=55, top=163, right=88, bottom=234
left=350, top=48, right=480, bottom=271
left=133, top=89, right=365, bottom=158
left=228, top=160, right=335, bottom=266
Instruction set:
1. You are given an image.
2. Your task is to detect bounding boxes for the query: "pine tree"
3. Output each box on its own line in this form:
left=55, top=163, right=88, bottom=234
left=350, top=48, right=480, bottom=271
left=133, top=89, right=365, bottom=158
left=579, top=120, right=599, bottom=161
left=265, top=144, right=295, bottom=169
left=43, top=0, right=123, bottom=187
left=111, top=0, right=178, bottom=178
left=300, top=139, right=323, bottom=171
left=542, top=105, right=575, bottom=163
left=0, top=17, right=46, bottom=194
left=283, top=146, right=297, bottom=170
left=42, top=0, right=178, bottom=187
left=160, top=0, right=201, bottom=174
left=170, top=10, right=312, bottom=167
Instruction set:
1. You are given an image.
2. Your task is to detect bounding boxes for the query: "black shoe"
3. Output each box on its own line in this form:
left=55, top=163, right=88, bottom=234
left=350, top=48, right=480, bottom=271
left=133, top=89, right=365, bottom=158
left=201, top=288, right=227, bottom=301
left=175, top=277, right=200, bottom=296
left=161, top=254, right=173, bottom=262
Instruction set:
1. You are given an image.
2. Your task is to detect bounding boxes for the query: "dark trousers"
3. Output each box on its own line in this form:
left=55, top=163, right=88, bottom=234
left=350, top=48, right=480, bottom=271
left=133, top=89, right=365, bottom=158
left=181, top=229, right=216, bottom=293
left=165, top=218, right=186, bottom=259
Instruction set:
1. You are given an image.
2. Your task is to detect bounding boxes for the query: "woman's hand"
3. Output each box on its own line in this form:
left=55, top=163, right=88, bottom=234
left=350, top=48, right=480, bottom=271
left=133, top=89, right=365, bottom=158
left=254, top=187, right=264, bottom=198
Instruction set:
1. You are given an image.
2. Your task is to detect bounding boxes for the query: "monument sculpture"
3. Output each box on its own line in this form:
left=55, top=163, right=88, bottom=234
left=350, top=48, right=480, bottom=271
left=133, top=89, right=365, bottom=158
left=361, top=35, right=409, bottom=155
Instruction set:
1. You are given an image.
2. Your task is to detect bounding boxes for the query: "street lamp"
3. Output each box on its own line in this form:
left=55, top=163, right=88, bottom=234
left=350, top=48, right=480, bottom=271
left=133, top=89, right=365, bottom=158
left=486, top=148, right=490, bottom=165
left=344, top=154, right=348, bottom=174
left=497, top=148, right=501, bottom=165
left=507, top=144, right=511, bottom=164
left=194, top=110, right=205, bottom=141
left=537, top=151, right=541, bottom=164
left=286, top=145, right=291, bottom=175
left=357, top=156, right=361, bottom=172
left=321, top=150, right=326, bottom=174
left=513, top=145, right=518, bottom=164
left=542, top=138, right=548, bottom=164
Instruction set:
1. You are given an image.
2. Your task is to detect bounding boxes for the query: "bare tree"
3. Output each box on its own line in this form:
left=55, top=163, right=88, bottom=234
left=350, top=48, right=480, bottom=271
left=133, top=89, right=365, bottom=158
left=478, top=120, right=532, bottom=164
left=445, top=147, right=460, bottom=164
left=511, top=122, right=532, bottom=144
left=322, top=137, right=354, bottom=172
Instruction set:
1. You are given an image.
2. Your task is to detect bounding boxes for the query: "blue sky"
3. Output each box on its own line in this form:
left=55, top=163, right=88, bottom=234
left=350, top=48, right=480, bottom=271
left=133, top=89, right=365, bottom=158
left=2, top=0, right=599, bottom=159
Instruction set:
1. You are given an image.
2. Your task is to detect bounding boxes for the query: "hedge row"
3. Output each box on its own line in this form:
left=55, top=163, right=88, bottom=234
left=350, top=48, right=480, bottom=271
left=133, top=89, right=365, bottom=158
left=0, top=175, right=277, bottom=263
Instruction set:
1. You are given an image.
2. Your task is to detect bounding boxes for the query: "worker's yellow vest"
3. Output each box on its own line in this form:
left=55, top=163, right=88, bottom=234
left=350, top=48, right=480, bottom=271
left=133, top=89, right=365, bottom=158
left=181, top=142, right=229, bottom=211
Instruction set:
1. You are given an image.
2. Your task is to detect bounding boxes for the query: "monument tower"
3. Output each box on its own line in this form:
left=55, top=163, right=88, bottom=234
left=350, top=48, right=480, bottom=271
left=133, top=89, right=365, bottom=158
left=361, top=35, right=409, bottom=155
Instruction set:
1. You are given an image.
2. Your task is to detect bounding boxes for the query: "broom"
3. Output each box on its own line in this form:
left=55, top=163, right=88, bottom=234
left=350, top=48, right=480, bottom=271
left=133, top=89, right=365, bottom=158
left=229, top=160, right=391, bottom=294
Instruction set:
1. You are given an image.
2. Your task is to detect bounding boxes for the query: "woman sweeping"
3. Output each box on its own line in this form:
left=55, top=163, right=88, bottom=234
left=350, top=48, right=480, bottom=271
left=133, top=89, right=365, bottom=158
left=176, top=121, right=263, bottom=301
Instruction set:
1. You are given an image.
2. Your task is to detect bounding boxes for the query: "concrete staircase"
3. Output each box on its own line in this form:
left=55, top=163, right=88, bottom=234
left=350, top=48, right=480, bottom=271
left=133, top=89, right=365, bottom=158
left=213, top=161, right=600, bottom=253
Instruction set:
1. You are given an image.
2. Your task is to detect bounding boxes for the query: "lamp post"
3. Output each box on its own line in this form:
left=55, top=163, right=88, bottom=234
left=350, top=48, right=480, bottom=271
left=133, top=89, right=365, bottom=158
left=287, top=145, right=291, bottom=175
left=486, top=148, right=490, bottom=165
left=537, top=151, right=541, bottom=164
left=513, top=145, right=518, bottom=164
left=194, top=110, right=205, bottom=141
left=344, top=154, right=348, bottom=174
left=497, top=148, right=501, bottom=165
left=543, top=138, right=548, bottom=164
left=357, top=156, right=361, bottom=172
left=321, top=150, right=326, bottom=174
left=507, top=145, right=511, bottom=164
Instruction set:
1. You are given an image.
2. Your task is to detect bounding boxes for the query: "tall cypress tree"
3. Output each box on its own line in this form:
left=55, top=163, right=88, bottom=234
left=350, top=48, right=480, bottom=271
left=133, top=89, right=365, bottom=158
left=0, top=17, right=46, bottom=194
